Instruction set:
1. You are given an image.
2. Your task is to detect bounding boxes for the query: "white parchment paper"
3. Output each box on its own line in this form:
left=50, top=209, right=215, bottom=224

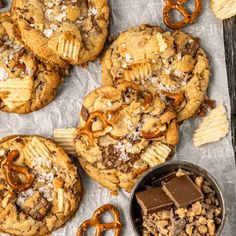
left=1, top=0, right=236, bottom=235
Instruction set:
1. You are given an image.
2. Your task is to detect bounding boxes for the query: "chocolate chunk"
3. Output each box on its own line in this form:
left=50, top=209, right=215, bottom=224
left=0, top=0, right=4, bottom=8
left=20, top=192, right=52, bottom=220
left=151, top=172, right=177, bottom=187
left=81, top=105, right=89, bottom=121
left=162, top=175, right=203, bottom=208
left=136, top=187, right=173, bottom=215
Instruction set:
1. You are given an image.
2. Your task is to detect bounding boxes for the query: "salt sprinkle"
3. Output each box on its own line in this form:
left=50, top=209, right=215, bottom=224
left=88, top=7, right=98, bottom=17
left=114, top=142, right=130, bottom=161
left=0, top=68, right=8, bottom=81
left=43, top=28, right=54, bottom=38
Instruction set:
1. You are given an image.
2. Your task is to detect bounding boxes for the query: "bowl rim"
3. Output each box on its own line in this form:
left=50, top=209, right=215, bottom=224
left=128, top=161, right=226, bottom=236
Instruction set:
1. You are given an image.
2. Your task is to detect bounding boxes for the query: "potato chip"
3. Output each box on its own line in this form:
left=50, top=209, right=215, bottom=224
left=141, top=141, right=171, bottom=167
left=193, top=104, right=229, bottom=147
left=211, top=0, right=236, bottom=20
left=23, top=137, right=52, bottom=163
left=57, top=188, right=64, bottom=212
left=0, top=76, right=33, bottom=109
left=53, top=128, right=76, bottom=156
left=58, top=34, right=80, bottom=62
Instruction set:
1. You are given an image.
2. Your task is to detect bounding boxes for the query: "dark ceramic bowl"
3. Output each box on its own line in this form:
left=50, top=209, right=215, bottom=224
left=128, top=161, right=226, bottom=236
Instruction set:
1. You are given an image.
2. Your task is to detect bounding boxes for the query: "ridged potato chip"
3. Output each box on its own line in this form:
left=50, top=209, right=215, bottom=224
left=54, top=128, right=76, bottom=156
left=141, top=141, right=171, bottom=167
left=0, top=76, right=33, bottom=109
left=23, top=137, right=52, bottom=163
left=193, top=104, right=229, bottom=147
left=58, top=34, right=80, bottom=62
left=211, top=0, right=236, bottom=20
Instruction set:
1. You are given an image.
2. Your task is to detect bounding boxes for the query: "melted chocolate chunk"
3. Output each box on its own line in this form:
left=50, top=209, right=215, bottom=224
left=81, top=105, right=89, bottom=121
left=100, top=144, right=139, bottom=173
left=20, top=192, right=52, bottom=220
left=182, top=38, right=200, bottom=57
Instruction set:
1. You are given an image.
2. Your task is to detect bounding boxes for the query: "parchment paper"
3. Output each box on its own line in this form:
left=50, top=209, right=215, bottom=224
left=1, top=0, right=236, bottom=235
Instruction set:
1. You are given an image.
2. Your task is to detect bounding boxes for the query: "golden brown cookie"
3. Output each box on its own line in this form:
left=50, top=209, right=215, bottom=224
left=74, top=81, right=179, bottom=193
left=0, top=15, right=62, bottom=114
left=11, top=0, right=109, bottom=67
left=101, top=25, right=211, bottom=122
left=0, top=135, right=81, bottom=236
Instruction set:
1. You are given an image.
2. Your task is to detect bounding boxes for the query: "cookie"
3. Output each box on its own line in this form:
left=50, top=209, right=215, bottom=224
left=11, top=0, right=109, bottom=67
left=0, top=135, right=81, bottom=236
left=0, top=15, right=62, bottom=114
left=74, top=81, right=179, bottom=192
left=101, top=25, right=211, bottom=122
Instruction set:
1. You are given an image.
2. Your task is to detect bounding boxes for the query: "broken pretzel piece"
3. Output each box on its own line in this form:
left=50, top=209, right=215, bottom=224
left=3, top=150, right=34, bottom=192
left=76, top=111, right=113, bottom=145
left=163, top=0, right=202, bottom=29
left=77, top=204, right=122, bottom=236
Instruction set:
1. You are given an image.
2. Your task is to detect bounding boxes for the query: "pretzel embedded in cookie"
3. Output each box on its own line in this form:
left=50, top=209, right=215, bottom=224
left=77, top=204, right=122, bottom=236
left=77, top=111, right=113, bottom=145
left=3, top=150, right=34, bottom=192
left=162, top=91, right=184, bottom=108
left=163, top=0, right=202, bottom=29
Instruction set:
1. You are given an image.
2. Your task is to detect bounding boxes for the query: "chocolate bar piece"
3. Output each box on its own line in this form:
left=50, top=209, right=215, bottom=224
left=135, top=187, right=173, bottom=215
left=151, top=171, right=177, bottom=186
left=162, top=175, right=203, bottom=208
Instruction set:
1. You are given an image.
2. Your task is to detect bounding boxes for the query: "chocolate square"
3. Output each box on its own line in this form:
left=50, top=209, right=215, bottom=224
left=135, top=187, right=173, bottom=215
left=162, top=175, right=203, bottom=208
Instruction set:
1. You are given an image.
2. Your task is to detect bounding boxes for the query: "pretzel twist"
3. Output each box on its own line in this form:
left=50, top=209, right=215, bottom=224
left=77, top=204, right=122, bottom=236
left=162, top=91, right=184, bottom=108
left=163, top=0, right=202, bottom=29
left=77, top=111, right=113, bottom=145
left=3, top=150, right=34, bottom=192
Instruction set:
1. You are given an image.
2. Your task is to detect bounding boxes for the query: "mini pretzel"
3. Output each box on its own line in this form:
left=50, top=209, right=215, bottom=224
left=3, top=150, right=34, bottom=192
left=77, top=204, right=122, bottom=236
left=162, top=91, right=184, bottom=108
left=77, top=111, right=113, bottom=145
left=163, top=0, right=202, bottom=29
left=141, top=92, right=153, bottom=110
left=141, top=125, right=167, bottom=139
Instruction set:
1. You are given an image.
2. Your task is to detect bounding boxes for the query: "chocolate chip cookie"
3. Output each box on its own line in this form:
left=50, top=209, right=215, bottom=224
left=11, top=0, right=109, bottom=67
left=0, top=15, right=62, bottom=114
left=101, top=25, right=211, bottom=122
left=74, top=81, right=179, bottom=193
left=0, top=135, right=81, bottom=236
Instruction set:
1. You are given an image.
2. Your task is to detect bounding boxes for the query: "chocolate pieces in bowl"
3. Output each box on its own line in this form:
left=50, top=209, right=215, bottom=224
left=129, top=162, right=225, bottom=236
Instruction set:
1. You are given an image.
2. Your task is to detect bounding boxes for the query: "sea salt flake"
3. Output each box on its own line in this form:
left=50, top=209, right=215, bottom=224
left=43, top=28, right=54, bottom=38
left=50, top=24, right=59, bottom=31
left=173, top=69, right=183, bottom=77
left=107, top=101, right=112, bottom=107
left=47, top=2, right=54, bottom=7
left=114, top=142, right=130, bottom=162
left=25, top=67, right=33, bottom=76
left=54, top=11, right=66, bottom=22
left=125, top=53, right=133, bottom=63
left=88, top=7, right=98, bottom=16
left=0, top=68, right=8, bottom=81
left=45, top=9, right=53, bottom=19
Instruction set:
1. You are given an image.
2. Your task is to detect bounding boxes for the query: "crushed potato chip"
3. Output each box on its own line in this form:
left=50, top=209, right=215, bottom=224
left=54, top=128, right=76, bottom=156
left=193, top=104, right=229, bottom=147
left=210, top=0, right=236, bottom=20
